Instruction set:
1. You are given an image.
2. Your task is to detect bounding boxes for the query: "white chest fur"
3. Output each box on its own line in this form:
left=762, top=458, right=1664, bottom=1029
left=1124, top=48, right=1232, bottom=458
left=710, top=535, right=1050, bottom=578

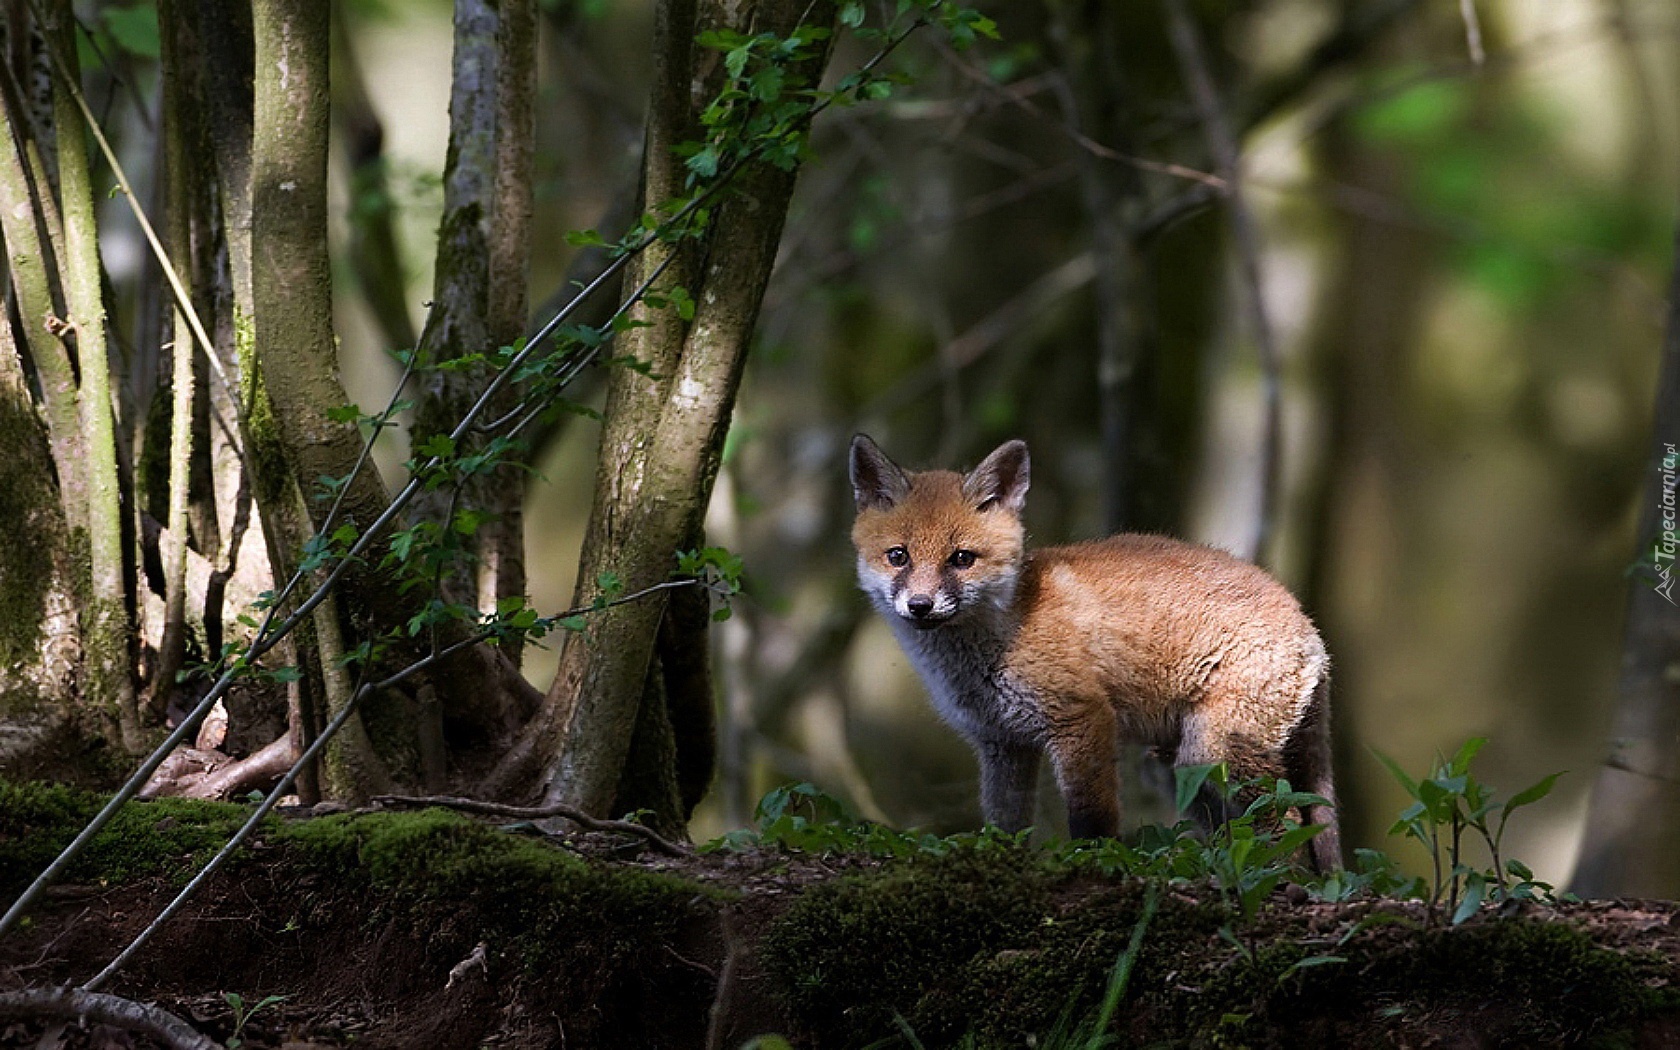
left=885, top=608, right=1046, bottom=746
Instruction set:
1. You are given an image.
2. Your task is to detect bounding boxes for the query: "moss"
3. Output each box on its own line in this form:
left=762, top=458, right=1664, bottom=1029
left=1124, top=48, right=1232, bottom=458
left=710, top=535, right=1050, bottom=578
left=0, top=392, right=60, bottom=692
left=1254, top=917, right=1677, bottom=1047
left=0, top=780, right=254, bottom=897
left=759, top=844, right=1205, bottom=1048
left=763, top=847, right=1680, bottom=1050
left=274, top=807, right=728, bottom=974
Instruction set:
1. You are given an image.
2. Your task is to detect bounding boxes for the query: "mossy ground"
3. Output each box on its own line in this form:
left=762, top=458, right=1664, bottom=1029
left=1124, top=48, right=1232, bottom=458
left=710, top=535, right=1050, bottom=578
left=2, top=781, right=1679, bottom=1049
left=0, top=780, right=254, bottom=897
left=762, top=847, right=1680, bottom=1050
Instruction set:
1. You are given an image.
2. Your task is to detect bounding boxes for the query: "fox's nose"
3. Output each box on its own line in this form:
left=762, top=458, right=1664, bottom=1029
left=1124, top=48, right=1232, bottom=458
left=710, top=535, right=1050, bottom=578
left=906, top=595, right=935, bottom=618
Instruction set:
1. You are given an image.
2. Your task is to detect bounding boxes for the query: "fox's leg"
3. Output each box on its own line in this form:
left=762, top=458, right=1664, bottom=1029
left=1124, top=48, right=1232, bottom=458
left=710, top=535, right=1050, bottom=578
left=1046, top=706, right=1121, bottom=840
left=975, top=739, right=1040, bottom=833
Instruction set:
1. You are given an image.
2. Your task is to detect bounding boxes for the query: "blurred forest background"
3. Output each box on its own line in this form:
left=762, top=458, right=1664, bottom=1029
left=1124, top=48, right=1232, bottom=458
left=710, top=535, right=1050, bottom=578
left=11, top=0, right=1680, bottom=892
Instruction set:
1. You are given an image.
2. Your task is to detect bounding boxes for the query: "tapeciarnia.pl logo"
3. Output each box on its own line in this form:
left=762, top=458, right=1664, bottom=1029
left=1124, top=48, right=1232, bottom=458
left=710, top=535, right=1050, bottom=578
left=1656, top=442, right=1678, bottom=605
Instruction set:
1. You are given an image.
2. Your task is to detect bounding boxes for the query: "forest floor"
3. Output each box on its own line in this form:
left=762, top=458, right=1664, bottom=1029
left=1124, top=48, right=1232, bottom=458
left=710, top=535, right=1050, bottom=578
left=3, top=784, right=1680, bottom=1049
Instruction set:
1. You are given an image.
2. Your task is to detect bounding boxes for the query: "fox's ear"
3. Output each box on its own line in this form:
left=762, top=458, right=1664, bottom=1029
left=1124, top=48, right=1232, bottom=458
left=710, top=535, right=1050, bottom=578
left=964, top=440, right=1030, bottom=514
left=851, top=434, right=911, bottom=512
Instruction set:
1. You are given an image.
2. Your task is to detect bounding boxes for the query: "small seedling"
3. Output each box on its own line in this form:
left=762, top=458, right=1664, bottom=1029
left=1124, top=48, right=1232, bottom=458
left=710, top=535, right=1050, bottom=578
left=222, top=990, right=287, bottom=1049
left=1374, top=737, right=1567, bottom=923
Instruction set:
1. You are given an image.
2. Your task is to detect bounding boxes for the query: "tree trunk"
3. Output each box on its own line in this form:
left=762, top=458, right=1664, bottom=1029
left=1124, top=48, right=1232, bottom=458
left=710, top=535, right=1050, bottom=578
left=1571, top=221, right=1680, bottom=899
left=506, top=0, right=837, bottom=828
left=0, top=303, right=81, bottom=778
left=249, top=0, right=389, bottom=801
left=410, top=0, right=535, bottom=669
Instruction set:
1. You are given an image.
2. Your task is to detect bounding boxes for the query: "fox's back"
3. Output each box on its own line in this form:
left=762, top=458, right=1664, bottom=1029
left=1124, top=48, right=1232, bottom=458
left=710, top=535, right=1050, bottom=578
left=1006, top=534, right=1324, bottom=724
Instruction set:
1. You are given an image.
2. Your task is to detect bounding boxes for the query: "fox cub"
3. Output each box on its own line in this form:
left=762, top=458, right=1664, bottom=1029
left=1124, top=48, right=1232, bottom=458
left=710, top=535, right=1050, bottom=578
left=849, top=435, right=1340, bottom=871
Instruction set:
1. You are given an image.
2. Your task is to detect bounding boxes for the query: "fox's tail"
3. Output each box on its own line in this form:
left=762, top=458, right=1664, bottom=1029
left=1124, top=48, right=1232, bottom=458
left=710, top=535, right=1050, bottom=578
left=1291, top=671, right=1342, bottom=872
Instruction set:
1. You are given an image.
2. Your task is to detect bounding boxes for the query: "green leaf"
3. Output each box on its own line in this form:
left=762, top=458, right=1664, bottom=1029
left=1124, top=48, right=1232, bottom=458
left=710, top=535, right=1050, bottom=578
left=564, top=228, right=607, bottom=247
left=839, top=1, right=865, bottom=27
left=326, top=403, right=363, bottom=424
left=415, top=433, right=456, bottom=458
left=1371, top=748, right=1420, bottom=799
left=750, top=65, right=785, bottom=103
left=1174, top=763, right=1220, bottom=817
left=452, top=508, right=486, bottom=536
left=725, top=45, right=753, bottom=81
left=1503, top=771, right=1562, bottom=817
left=1447, top=736, right=1487, bottom=776
left=1451, top=873, right=1486, bottom=925
left=1416, top=778, right=1454, bottom=820
left=1284, top=954, right=1347, bottom=976
left=685, top=145, right=721, bottom=180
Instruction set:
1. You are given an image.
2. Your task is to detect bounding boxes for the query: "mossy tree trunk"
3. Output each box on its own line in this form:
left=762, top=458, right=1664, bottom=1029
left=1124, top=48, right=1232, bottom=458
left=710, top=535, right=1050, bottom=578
left=248, top=0, right=392, bottom=802
left=45, top=0, right=139, bottom=752
left=0, top=49, right=80, bottom=748
left=0, top=304, right=79, bottom=775
left=498, top=0, right=838, bottom=834
left=0, top=6, right=140, bottom=755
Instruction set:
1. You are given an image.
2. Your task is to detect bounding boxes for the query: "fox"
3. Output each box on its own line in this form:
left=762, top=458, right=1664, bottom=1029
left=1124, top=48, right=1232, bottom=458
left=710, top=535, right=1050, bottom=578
left=849, top=434, right=1341, bottom=871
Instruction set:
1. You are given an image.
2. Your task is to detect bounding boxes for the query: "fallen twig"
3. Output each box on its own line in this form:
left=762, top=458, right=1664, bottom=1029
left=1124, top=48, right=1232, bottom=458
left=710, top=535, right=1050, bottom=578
left=0, top=987, right=220, bottom=1050
left=372, top=794, right=689, bottom=856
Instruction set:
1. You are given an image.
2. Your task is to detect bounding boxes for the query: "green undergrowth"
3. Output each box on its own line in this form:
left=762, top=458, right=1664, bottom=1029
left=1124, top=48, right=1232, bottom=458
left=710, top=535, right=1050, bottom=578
left=0, top=780, right=253, bottom=897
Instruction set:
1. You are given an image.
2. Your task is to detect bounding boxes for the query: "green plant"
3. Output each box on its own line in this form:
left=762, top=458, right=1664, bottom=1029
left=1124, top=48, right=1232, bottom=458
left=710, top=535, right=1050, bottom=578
left=1059, top=765, right=1328, bottom=930
left=703, top=781, right=1029, bottom=857
left=1375, top=737, right=1568, bottom=923
left=222, top=991, right=286, bottom=1049
left=1306, top=847, right=1426, bottom=903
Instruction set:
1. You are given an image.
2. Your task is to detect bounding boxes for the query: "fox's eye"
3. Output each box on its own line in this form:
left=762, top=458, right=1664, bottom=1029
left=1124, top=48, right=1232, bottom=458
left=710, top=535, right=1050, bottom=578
left=885, top=546, right=909, bottom=568
left=949, top=550, right=977, bottom=569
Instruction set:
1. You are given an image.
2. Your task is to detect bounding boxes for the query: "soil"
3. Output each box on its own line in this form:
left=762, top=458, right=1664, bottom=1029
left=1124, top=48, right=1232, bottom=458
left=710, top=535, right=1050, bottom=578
left=3, top=797, right=1680, bottom=1050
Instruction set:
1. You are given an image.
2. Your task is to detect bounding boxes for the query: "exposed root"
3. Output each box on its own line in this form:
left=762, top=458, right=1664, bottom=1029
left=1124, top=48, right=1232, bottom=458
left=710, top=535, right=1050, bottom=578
left=140, top=732, right=297, bottom=800
left=0, top=986, right=220, bottom=1050
left=183, top=733, right=297, bottom=799
left=372, top=793, right=689, bottom=856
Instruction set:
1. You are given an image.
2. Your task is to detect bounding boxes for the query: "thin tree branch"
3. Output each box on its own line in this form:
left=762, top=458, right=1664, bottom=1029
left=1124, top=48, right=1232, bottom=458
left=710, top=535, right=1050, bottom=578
left=931, top=42, right=1227, bottom=191
left=371, top=794, right=688, bottom=856
left=0, top=988, right=218, bottom=1050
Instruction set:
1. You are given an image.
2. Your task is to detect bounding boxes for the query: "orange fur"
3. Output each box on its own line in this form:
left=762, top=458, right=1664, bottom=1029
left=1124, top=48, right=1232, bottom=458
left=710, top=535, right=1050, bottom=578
left=850, top=435, right=1340, bottom=870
